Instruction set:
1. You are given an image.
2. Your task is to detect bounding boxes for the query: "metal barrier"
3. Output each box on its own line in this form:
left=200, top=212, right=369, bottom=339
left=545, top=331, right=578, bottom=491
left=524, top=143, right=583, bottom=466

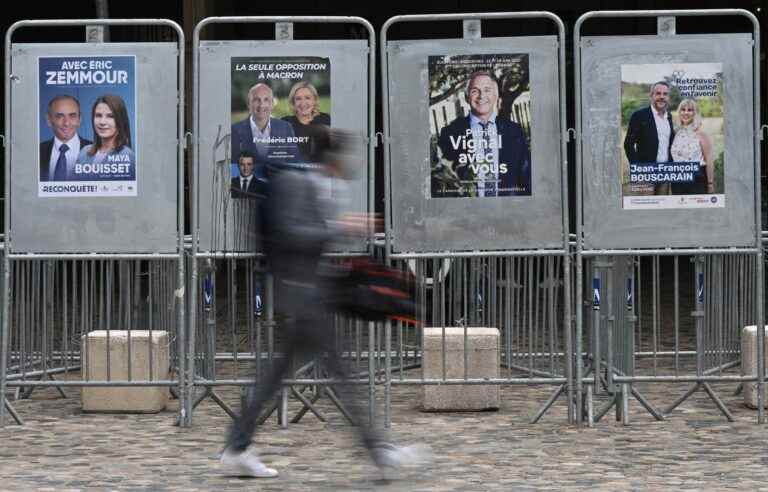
left=1, top=11, right=765, bottom=432
left=582, top=253, right=758, bottom=424
left=381, top=12, right=573, bottom=425
left=574, top=10, right=763, bottom=424
left=0, top=19, right=186, bottom=427
left=187, top=16, right=377, bottom=428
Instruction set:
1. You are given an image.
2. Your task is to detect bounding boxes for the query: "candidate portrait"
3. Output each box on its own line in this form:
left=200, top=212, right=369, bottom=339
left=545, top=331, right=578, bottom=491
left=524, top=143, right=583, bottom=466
left=40, top=94, right=92, bottom=182
left=231, top=83, right=300, bottom=166
left=231, top=150, right=265, bottom=199
left=435, top=71, right=531, bottom=197
left=75, top=94, right=136, bottom=180
left=623, top=81, right=675, bottom=195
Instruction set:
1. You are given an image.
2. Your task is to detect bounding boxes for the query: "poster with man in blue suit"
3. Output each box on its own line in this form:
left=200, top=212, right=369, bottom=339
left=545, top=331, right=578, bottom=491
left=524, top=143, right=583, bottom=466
left=429, top=53, right=532, bottom=198
left=38, top=55, right=137, bottom=197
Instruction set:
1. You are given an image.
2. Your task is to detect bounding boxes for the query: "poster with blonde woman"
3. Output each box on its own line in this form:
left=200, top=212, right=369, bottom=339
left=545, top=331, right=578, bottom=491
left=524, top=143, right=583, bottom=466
left=620, top=63, right=724, bottom=209
left=230, top=56, right=330, bottom=176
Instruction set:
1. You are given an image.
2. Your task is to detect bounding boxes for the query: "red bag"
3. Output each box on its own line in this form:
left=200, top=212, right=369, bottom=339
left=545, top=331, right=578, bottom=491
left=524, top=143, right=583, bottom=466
left=331, top=257, right=419, bottom=323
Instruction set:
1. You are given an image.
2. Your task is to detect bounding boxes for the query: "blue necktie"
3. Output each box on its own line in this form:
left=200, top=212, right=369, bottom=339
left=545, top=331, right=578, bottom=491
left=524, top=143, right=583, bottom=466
left=53, top=143, right=69, bottom=181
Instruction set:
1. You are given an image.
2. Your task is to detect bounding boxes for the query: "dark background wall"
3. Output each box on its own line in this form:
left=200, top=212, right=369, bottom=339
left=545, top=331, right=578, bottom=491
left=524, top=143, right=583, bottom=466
left=1, top=0, right=765, bottom=233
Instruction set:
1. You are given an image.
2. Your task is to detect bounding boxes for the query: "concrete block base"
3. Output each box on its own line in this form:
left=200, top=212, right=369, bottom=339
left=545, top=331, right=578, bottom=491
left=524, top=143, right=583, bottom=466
left=422, top=327, right=500, bottom=411
left=81, top=330, right=170, bottom=413
left=742, top=325, right=768, bottom=409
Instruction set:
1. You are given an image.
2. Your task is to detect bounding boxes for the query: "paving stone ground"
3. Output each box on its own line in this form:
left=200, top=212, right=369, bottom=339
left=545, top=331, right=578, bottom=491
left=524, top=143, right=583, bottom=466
left=3, top=361, right=768, bottom=491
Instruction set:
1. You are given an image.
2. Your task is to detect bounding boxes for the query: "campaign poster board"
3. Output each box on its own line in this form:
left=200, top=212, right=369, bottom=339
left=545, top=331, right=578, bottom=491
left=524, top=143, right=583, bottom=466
left=197, top=41, right=369, bottom=253
left=10, top=43, right=179, bottom=254
left=580, top=34, right=755, bottom=250
left=429, top=54, right=532, bottom=199
left=386, top=36, right=564, bottom=253
left=38, top=55, right=137, bottom=197
left=620, top=63, right=724, bottom=210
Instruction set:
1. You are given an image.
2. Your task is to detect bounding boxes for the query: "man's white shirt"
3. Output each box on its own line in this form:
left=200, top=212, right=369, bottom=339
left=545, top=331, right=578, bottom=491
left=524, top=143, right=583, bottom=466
left=250, top=116, right=272, bottom=156
left=652, top=107, right=671, bottom=163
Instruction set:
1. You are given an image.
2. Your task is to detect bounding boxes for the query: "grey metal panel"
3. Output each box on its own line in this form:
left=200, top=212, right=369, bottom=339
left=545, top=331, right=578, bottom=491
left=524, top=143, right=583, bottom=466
left=197, top=40, right=369, bottom=253
left=581, top=34, right=755, bottom=249
left=386, top=36, right=563, bottom=253
left=9, top=43, right=179, bottom=253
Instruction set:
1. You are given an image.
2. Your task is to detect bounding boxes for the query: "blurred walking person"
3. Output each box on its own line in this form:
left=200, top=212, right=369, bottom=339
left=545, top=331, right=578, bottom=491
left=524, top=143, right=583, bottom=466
left=220, top=128, right=429, bottom=479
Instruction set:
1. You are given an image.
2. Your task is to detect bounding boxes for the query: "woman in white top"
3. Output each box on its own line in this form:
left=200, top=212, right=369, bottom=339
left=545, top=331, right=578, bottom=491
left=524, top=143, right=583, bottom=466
left=670, top=98, right=715, bottom=195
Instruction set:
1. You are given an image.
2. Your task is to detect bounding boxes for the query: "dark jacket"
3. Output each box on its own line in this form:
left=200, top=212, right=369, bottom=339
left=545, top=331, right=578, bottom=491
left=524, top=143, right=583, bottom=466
left=39, top=136, right=92, bottom=181
left=623, top=106, right=675, bottom=163
left=263, top=167, right=333, bottom=315
left=230, top=175, right=265, bottom=199
left=437, top=115, right=531, bottom=196
left=230, top=117, right=300, bottom=165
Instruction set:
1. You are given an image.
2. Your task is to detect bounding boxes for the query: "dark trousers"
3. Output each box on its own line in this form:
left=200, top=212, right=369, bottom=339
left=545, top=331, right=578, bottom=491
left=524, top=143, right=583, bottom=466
left=225, top=282, right=382, bottom=455
left=671, top=168, right=707, bottom=195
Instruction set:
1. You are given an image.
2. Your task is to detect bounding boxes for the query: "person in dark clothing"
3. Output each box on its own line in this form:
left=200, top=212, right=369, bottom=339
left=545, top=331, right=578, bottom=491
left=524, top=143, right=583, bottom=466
left=623, top=81, right=675, bottom=195
left=40, top=94, right=92, bottom=181
left=230, top=150, right=264, bottom=199
left=220, top=128, right=429, bottom=479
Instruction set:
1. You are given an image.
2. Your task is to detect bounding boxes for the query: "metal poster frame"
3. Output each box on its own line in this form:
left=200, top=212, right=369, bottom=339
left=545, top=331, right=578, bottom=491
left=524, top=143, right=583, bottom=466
left=1, top=18, right=186, bottom=427
left=574, top=9, right=762, bottom=424
left=189, top=16, right=376, bottom=427
left=382, top=12, right=574, bottom=424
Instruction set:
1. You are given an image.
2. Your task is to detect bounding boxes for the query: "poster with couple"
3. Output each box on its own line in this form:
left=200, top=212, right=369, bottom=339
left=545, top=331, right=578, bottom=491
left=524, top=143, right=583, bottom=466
left=428, top=53, right=532, bottom=199
left=620, top=62, right=725, bottom=210
left=38, top=55, right=137, bottom=197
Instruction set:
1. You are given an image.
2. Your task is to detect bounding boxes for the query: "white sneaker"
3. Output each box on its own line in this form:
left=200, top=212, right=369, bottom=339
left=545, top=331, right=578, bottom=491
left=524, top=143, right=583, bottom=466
left=373, top=443, right=433, bottom=470
left=220, top=448, right=279, bottom=478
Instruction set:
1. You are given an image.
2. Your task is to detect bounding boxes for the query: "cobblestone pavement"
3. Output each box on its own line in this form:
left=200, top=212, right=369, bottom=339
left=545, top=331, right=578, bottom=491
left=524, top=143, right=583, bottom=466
left=2, top=371, right=768, bottom=491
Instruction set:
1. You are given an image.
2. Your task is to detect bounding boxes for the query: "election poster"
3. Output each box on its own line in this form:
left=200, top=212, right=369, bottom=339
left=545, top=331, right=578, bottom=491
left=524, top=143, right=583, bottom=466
left=38, top=56, right=137, bottom=197
left=620, top=63, right=725, bottom=209
left=428, top=54, right=531, bottom=198
left=230, top=56, right=331, bottom=198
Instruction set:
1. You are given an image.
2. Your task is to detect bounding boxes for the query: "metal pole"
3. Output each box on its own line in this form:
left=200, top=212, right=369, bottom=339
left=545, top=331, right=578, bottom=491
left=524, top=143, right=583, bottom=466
left=0, top=20, right=8, bottom=421
left=694, top=257, right=705, bottom=379
left=573, top=13, right=587, bottom=424
left=591, top=265, right=601, bottom=395
left=745, top=11, right=764, bottom=424
left=384, top=320, right=391, bottom=428
left=553, top=12, right=575, bottom=423
left=581, top=248, right=759, bottom=258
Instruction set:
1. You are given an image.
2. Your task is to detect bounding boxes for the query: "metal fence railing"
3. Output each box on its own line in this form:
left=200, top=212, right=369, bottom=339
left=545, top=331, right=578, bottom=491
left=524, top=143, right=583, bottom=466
left=0, top=18, right=186, bottom=428
left=574, top=9, right=763, bottom=425
left=1, top=10, right=766, bottom=432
